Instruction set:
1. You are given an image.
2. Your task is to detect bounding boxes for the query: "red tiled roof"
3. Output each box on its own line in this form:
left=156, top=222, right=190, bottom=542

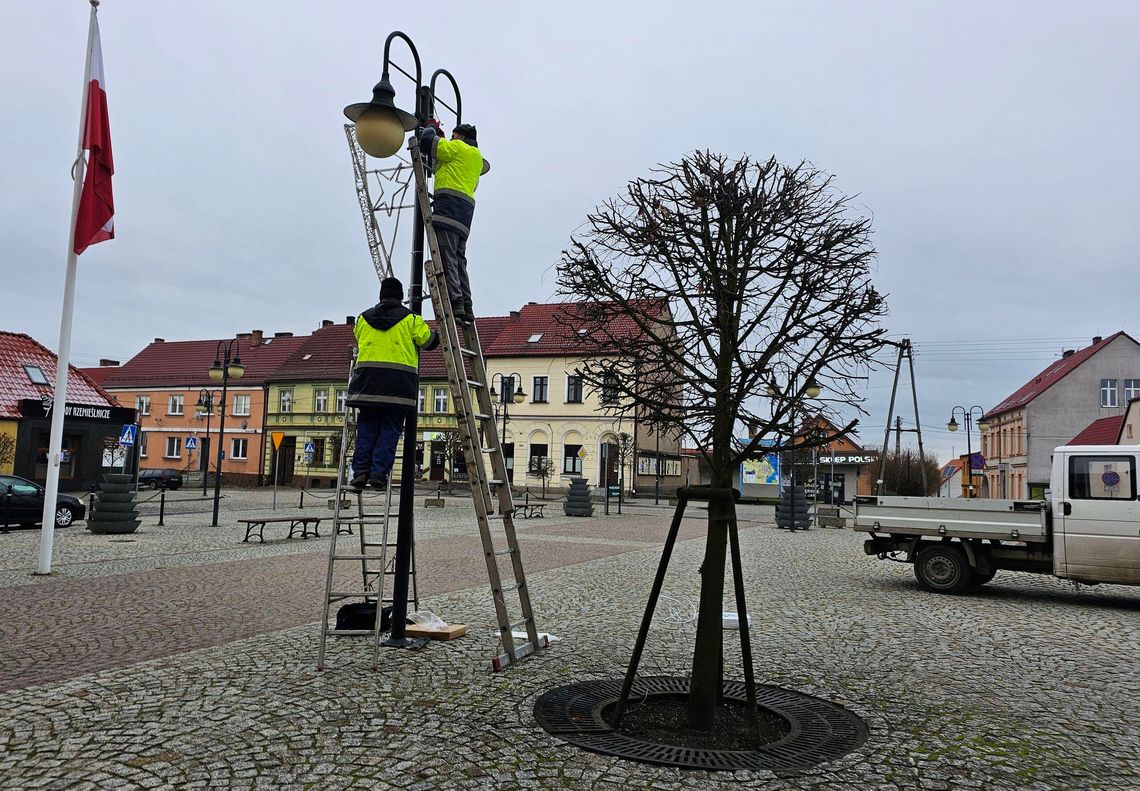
left=483, top=301, right=662, bottom=358
left=267, top=316, right=513, bottom=383
left=78, top=366, right=118, bottom=387
left=0, top=332, right=116, bottom=419
left=985, top=332, right=1139, bottom=418
left=1067, top=416, right=1126, bottom=446
left=100, top=334, right=308, bottom=389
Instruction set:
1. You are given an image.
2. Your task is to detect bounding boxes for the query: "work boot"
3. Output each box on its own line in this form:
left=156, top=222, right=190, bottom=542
left=462, top=300, right=474, bottom=322
left=369, top=474, right=389, bottom=490
left=347, top=474, right=367, bottom=493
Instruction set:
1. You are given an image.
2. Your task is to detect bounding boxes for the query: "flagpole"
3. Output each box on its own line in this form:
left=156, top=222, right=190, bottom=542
left=35, top=0, right=99, bottom=575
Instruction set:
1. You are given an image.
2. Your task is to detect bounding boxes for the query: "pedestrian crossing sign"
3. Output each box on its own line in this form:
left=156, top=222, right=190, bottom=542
left=185, top=436, right=198, bottom=451
left=304, top=441, right=316, bottom=454
left=118, top=424, right=137, bottom=446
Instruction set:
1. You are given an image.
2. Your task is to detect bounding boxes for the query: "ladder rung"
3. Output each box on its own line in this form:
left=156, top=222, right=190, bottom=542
left=331, top=554, right=385, bottom=561
left=326, top=629, right=379, bottom=637
left=328, top=591, right=377, bottom=598
left=487, top=479, right=504, bottom=485
left=459, top=348, right=478, bottom=358
left=481, top=447, right=500, bottom=454
left=496, top=582, right=524, bottom=594
left=468, top=381, right=485, bottom=388
left=507, top=618, right=533, bottom=631
left=494, top=547, right=516, bottom=556
left=474, top=413, right=492, bottom=421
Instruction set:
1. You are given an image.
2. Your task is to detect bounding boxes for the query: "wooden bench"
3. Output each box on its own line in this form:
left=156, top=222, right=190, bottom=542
left=238, top=517, right=323, bottom=543
left=517, top=503, right=546, bottom=519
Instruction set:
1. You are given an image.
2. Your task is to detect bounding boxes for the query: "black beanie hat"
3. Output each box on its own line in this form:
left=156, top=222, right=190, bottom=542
left=453, top=123, right=477, bottom=143
left=379, top=277, right=403, bottom=301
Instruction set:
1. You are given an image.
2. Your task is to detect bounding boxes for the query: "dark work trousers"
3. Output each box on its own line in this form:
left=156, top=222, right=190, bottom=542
left=352, top=405, right=409, bottom=479
left=436, top=226, right=472, bottom=312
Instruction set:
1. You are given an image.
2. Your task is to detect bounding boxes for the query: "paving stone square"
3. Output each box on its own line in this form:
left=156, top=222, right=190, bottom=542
left=0, top=491, right=1137, bottom=789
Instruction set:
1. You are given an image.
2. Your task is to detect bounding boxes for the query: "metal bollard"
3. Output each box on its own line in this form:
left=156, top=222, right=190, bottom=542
left=157, top=489, right=166, bottom=526
left=299, top=487, right=305, bottom=510
left=89, top=484, right=98, bottom=520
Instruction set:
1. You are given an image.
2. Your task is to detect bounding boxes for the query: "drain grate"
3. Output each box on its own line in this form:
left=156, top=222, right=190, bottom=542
left=534, top=676, right=868, bottom=771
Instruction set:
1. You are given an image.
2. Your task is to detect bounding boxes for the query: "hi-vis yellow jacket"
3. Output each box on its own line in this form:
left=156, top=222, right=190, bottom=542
left=347, top=300, right=439, bottom=409
left=422, top=131, right=483, bottom=238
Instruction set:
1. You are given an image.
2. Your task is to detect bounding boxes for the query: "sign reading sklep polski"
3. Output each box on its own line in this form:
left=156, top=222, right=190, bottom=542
left=817, top=454, right=878, bottom=465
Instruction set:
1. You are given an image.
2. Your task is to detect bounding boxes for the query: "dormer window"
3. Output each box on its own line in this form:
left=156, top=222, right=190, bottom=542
left=577, top=328, right=588, bottom=336
left=527, top=333, right=543, bottom=343
left=23, top=365, right=48, bottom=385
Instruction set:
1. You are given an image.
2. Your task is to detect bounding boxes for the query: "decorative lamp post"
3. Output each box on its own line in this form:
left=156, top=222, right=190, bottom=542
left=770, top=377, right=823, bottom=497
left=947, top=405, right=988, bottom=498
left=208, top=339, right=244, bottom=526
left=343, top=31, right=464, bottom=649
left=489, top=372, right=526, bottom=483
left=195, top=389, right=221, bottom=498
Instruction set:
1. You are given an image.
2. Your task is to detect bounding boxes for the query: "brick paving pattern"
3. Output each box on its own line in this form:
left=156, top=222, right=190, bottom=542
left=0, top=489, right=1137, bottom=789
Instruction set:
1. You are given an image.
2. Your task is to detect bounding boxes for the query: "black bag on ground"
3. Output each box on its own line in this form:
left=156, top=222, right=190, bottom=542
left=335, top=601, right=393, bottom=632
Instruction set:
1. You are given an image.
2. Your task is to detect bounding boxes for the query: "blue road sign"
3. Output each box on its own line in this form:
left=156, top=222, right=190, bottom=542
left=118, top=424, right=137, bottom=446
left=185, top=436, right=198, bottom=451
left=303, top=441, right=316, bottom=454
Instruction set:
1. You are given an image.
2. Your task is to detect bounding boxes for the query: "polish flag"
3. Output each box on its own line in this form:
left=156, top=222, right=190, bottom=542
left=73, top=14, right=114, bottom=255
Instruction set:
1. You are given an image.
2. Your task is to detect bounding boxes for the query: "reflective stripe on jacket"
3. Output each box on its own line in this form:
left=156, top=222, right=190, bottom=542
left=423, top=131, right=482, bottom=238
left=348, top=304, right=438, bottom=408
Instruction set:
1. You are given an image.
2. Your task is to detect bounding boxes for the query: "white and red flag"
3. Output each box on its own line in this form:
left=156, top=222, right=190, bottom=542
left=73, top=12, right=114, bottom=255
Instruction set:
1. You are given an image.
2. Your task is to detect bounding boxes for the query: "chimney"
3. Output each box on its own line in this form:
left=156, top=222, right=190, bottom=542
left=273, top=332, right=293, bottom=338
left=321, top=319, right=333, bottom=328
left=1062, top=349, right=1075, bottom=358
left=250, top=329, right=264, bottom=346
left=153, top=338, right=165, bottom=343
left=236, top=332, right=252, bottom=340
left=346, top=315, right=355, bottom=325
left=98, top=358, right=119, bottom=367
left=509, top=310, right=520, bottom=321
left=1092, top=335, right=1103, bottom=345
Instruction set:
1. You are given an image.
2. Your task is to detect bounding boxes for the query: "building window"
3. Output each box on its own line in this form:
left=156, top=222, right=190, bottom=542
left=136, top=395, right=151, bottom=416
left=23, top=365, right=49, bottom=385
left=231, top=438, right=248, bottom=460
left=314, top=389, right=328, bottom=413
left=139, top=431, right=148, bottom=457
left=1125, top=379, right=1140, bottom=402
left=167, top=394, right=184, bottom=415
left=434, top=388, right=448, bottom=413
left=1100, top=379, right=1118, bottom=408
left=417, top=389, right=425, bottom=413
left=527, top=333, right=543, bottom=343
left=232, top=394, right=250, bottom=416
left=532, top=376, right=549, bottom=404
left=563, top=443, right=583, bottom=474
left=498, top=375, right=516, bottom=404
left=566, top=375, right=583, bottom=404
left=336, top=389, right=347, bottom=413
left=601, top=375, right=619, bottom=404
left=528, top=443, right=549, bottom=473
left=280, top=390, right=293, bottom=414
left=312, top=438, right=325, bottom=465
left=165, top=436, right=181, bottom=459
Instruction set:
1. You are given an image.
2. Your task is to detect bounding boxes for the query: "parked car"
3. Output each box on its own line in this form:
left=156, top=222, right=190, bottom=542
left=138, top=468, right=183, bottom=490
left=0, top=474, right=86, bottom=528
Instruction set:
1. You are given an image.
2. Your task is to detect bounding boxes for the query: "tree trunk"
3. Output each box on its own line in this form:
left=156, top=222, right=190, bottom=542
left=687, top=483, right=734, bottom=729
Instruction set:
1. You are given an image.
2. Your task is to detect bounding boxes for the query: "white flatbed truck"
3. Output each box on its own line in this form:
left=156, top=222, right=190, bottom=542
left=854, top=445, right=1140, bottom=594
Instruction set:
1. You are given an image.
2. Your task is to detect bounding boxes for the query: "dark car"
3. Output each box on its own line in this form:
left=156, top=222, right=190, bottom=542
left=138, top=468, right=183, bottom=490
left=0, top=474, right=86, bottom=528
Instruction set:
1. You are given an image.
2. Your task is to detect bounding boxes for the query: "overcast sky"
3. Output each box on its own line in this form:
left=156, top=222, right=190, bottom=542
left=3, top=1, right=1138, bottom=462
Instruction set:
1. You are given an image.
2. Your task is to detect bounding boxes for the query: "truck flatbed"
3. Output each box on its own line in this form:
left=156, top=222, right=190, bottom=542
left=853, top=496, right=1049, bottom=543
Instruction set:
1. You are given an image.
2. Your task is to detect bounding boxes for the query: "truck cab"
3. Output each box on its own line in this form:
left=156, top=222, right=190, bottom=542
left=1052, top=445, right=1140, bottom=585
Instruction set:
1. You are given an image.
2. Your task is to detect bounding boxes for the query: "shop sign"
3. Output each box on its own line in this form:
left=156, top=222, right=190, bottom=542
left=18, top=399, right=134, bottom=423
left=818, top=454, right=878, bottom=465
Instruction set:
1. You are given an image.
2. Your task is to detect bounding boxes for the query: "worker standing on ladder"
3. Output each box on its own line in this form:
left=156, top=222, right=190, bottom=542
left=420, top=121, right=484, bottom=323
left=347, top=277, right=439, bottom=491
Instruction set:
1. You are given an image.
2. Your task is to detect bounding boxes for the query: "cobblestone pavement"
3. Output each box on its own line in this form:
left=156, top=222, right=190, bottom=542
left=0, top=499, right=1137, bottom=790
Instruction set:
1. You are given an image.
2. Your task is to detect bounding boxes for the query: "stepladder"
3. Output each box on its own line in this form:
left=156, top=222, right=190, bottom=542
left=317, top=356, right=419, bottom=670
left=409, top=135, right=546, bottom=670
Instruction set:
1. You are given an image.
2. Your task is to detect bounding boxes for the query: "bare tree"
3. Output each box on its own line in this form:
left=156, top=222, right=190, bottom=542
left=526, top=455, right=553, bottom=499
left=878, top=448, right=941, bottom=496
left=441, top=431, right=465, bottom=493
left=557, top=150, right=888, bottom=730
left=0, top=433, right=15, bottom=471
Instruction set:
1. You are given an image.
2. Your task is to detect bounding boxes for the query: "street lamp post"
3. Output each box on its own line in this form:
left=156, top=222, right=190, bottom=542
left=344, top=31, right=465, bottom=648
left=947, top=405, right=989, bottom=498
left=195, top=389, right=221, bottom=498
left=490, top=373, right=526, bottom=486
left=208, top=339, right=244, bottom=526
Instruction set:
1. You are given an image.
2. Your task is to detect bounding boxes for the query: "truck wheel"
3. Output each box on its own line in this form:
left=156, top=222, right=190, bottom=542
left=914, top=544, right=972, bottom=594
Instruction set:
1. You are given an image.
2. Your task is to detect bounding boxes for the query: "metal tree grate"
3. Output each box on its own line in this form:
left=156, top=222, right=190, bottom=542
left=534, top=676, right=868, bottom=771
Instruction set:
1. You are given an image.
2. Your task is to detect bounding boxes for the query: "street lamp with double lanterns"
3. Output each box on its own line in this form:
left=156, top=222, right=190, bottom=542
left=207, top=339, right=244, bottom=526
left=195, top=389, right=221, bottom=498
left=947, top=405, right=989, bottom=498
left=489, top=372, right=526, bottom=483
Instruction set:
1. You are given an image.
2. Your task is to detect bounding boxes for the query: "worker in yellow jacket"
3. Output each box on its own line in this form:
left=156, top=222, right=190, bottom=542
left=346, top=277, right=439, bottom=491
left=420, top=122, right=485, bottom=322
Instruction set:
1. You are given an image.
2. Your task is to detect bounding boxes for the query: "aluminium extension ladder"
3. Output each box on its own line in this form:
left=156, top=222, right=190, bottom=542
left=317, top=354, right=419, bottom=670
left=410, top=135, right=544, bottom=670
